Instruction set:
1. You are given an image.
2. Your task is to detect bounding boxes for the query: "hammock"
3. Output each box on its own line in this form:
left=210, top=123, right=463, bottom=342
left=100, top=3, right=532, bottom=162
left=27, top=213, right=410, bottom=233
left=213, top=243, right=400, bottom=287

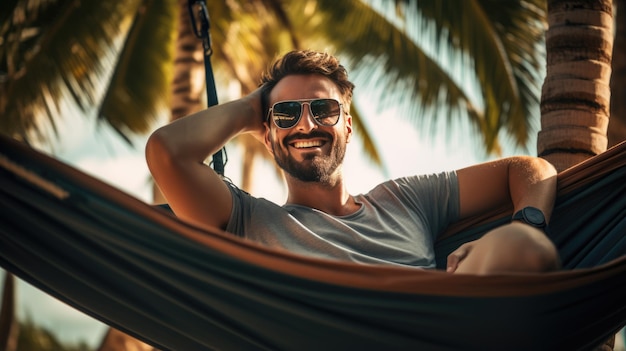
left=0, top=134, right=624, bottom=351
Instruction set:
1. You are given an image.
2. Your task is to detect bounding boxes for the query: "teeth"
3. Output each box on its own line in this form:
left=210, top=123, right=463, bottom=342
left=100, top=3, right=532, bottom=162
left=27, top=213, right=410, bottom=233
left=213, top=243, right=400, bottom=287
left=293, top=140, right=323, bottom=148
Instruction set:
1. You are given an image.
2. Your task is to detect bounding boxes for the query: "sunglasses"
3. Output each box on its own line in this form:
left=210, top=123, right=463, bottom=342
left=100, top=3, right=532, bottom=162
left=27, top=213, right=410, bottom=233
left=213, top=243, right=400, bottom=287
left=267, top=98, right=343, bottom=129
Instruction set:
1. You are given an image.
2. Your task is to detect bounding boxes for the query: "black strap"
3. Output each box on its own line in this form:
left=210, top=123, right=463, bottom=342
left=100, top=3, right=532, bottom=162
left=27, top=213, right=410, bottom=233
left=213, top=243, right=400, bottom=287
left=188, top=0, right=225, bottom=175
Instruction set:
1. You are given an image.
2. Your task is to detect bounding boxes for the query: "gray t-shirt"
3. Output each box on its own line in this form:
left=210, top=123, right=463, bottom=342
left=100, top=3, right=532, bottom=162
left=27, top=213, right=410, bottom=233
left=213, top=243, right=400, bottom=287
left=225, top=171, right=459, bottom=268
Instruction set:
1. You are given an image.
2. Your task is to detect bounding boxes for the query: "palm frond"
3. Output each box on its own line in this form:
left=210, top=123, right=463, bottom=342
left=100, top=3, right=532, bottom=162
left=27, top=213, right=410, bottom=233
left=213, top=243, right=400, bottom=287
left=409, top=0, right=546, bottom=150
left=288, top=0, right=485, bottom=150
left=1, top=0, right=142, bottom=142
left=286, top=0, right=546, bottom=155
left=98, top=0, right=178, bottom=142
left=211, top=0, right=299, bottom=89
left=350, top=105, right=384, bottom=169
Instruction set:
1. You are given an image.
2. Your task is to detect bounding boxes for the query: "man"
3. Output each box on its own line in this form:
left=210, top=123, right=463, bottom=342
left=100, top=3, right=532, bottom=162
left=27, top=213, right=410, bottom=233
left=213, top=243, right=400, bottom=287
left=146, top=50, right=559, bottom=274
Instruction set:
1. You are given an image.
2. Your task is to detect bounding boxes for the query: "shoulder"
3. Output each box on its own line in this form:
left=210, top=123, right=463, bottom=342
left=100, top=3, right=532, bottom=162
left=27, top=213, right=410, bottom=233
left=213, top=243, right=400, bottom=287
left=225, top=181, right=291, bottom=236
left=364, top=171, right=459, bottom=208
left=370, top=171, right=458, bottom=195
left=227, top=180, right=281, bottom=210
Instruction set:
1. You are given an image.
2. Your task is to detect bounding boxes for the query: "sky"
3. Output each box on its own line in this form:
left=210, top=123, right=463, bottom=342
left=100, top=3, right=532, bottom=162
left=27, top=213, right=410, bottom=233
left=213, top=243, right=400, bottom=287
left=0, top=92, right=534, bottom=348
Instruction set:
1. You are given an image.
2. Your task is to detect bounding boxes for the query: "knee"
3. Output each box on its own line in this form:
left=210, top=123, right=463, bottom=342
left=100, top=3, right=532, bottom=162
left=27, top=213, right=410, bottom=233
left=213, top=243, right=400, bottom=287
left=516, top=236, right=560, bottom=272
left=491, top=223, right=561, bottom=273
left=457, top=223, right=561, bottom=275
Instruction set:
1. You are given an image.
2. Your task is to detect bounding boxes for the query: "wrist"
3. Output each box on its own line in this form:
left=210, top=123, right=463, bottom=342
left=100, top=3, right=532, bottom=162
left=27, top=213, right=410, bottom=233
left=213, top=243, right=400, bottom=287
left=239, top=93, right=266, bottom=132
left=512, top=207, right=550, bottom=234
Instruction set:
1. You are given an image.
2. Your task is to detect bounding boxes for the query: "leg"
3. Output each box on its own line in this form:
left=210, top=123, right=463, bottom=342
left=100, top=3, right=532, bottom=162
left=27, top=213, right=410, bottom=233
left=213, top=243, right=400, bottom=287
left=449, top=222, right=560, bottom=275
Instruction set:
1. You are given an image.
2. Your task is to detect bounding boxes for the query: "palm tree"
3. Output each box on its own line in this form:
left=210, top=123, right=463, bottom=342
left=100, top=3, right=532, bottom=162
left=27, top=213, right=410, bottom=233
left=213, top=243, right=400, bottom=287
left=538, top=1, right=619, bottom=350
left=0, top=0, right=178, bottom=143
left=537, top=0, right=614, bottom=171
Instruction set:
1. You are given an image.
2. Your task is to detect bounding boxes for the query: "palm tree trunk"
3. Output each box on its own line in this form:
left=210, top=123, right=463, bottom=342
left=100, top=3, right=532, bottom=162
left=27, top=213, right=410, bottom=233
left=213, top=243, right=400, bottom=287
left=0, top=272, right=18, bottom=351
left=169, top=0, right=206, bottom=120
left=103, top=1, right=204, bottom=348
left=608, top=0, right=626, bottom=146
left=540, top=2, right=617, bottom=349
left=152, top=0, right=206, bottom=204
left=537, top=0, right=614, bottom=172
left=97, top=328, right=156, bottom=351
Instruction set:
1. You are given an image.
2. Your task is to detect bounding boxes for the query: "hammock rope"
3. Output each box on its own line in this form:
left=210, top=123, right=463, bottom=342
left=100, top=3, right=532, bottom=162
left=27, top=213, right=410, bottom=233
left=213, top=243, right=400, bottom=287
left=0, top=135, right=624, bottom=350
left=187, top=0, right=225, bottom=175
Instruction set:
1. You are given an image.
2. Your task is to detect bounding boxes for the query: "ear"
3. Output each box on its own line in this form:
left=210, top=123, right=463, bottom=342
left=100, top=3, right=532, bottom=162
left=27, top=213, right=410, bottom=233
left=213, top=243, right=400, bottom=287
left=345, top=113, right=353, bottom=143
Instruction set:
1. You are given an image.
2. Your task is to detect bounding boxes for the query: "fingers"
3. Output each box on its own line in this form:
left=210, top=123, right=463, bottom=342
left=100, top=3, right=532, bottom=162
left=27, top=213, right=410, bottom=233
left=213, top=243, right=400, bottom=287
left=446, top=243, right=470, bottom=273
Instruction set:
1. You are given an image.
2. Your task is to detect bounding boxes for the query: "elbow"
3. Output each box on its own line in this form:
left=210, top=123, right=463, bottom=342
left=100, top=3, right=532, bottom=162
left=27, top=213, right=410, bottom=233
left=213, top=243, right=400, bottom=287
left=145, top=127, right=177, bottom=174
left=535, top=157, right=557, bottom=178
left=513, top=156, right=557, bottom=180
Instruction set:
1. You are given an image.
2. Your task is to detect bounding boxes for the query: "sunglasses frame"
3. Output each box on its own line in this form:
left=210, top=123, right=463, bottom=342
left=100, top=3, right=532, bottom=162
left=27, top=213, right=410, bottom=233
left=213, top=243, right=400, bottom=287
left=267, top=98, right=343, bottom=129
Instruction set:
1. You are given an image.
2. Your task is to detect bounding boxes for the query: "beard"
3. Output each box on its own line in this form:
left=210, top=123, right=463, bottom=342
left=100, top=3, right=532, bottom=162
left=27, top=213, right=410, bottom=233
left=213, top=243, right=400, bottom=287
left=271, top=131, right=347, bottom=185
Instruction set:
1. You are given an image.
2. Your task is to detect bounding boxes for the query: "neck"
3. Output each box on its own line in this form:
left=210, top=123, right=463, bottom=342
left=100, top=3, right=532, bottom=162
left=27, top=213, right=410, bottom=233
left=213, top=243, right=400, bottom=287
left=284, top=175, right=358, bottom=216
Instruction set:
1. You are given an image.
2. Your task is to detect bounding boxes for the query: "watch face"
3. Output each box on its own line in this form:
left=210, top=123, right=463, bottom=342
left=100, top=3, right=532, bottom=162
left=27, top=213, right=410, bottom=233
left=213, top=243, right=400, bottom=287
left=524, top=207, right=545, bottom=226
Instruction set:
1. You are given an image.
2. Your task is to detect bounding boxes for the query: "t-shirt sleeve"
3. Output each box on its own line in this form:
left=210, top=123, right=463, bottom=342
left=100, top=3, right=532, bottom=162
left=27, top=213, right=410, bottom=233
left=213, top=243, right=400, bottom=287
left=392, top=171, right=460, bottom=239
left=224, top=182, right=249, bottom=237
left=223, top=181, right=289, bottom=241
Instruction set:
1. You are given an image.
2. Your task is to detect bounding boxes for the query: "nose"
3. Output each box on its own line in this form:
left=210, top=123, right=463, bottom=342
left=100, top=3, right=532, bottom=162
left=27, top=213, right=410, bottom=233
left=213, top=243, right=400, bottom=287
left=294, top=102, right=317, bottom=131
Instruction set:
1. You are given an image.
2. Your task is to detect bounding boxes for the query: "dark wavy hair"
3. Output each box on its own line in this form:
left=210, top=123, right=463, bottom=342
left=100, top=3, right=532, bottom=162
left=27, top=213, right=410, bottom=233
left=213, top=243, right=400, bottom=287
left=259, top=50, right=355, bottom=121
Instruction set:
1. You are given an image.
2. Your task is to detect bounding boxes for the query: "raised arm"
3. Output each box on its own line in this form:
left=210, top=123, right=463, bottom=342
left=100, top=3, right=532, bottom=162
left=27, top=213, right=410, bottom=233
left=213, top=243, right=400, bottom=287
left=145, top=88, right=266, bottom=231
left=447, top=156, right=559, bottom=274
left=456, top=156, right=557, bottom=221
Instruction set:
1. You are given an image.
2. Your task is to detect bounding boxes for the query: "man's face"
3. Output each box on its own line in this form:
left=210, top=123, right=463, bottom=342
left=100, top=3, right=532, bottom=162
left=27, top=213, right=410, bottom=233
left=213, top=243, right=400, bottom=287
left=264, top=74, right=352, bottom=185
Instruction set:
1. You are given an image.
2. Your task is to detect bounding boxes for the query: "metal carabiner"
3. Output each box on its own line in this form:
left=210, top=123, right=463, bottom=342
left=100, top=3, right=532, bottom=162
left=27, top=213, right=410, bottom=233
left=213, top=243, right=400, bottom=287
left=187, top=0, right=213, bottom=56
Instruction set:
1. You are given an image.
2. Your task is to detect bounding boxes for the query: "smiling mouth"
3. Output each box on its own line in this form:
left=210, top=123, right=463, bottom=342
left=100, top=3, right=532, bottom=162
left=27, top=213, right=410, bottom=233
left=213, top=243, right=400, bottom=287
left=291, top=140, right=325, bottom=149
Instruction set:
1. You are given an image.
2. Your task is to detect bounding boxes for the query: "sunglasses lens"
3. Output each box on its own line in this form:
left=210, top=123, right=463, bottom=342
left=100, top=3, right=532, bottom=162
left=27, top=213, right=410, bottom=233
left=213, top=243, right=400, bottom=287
left=272, top=101, right=302, bottom=128
left=271, top=99, right=342, bottom=129
left=310, top=99, right=341, bottom=126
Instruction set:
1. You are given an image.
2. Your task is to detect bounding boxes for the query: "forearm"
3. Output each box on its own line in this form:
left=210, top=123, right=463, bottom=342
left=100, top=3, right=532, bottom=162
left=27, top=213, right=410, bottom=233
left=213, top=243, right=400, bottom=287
left=457, top=156, right=558, bottom=220
left=147, top=95, right=262, bottom=164
left=450, top=156, right=560, bottom=274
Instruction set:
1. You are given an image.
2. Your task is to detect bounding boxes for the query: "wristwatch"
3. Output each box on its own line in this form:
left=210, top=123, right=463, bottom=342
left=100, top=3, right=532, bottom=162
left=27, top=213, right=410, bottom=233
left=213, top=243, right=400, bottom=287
left=512, top=207, right=548, bottom=233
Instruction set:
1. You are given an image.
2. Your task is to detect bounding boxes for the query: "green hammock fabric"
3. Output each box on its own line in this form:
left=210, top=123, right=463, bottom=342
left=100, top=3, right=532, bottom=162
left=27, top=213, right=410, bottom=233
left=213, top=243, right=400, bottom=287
left=0, top=135, right=624, bottom=351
